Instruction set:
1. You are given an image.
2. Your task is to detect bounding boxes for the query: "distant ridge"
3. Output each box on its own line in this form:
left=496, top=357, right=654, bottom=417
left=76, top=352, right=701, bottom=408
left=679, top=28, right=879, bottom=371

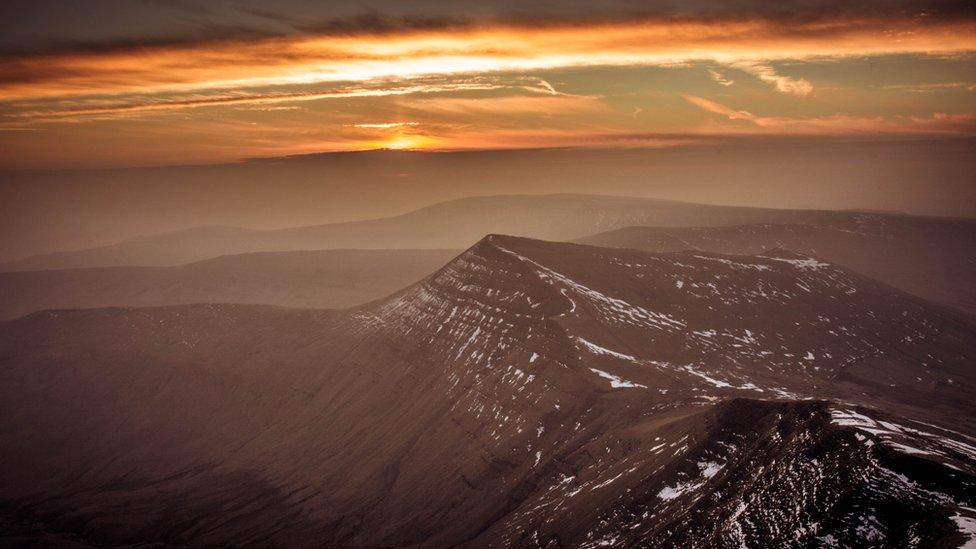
left=0, top=248, right=460, bottom=320
left=1, top=193, right=959, bottom=272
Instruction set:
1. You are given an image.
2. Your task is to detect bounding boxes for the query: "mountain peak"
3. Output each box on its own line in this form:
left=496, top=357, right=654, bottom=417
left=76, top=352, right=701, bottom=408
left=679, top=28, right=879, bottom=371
left=363, top=236, right=976, bottom=432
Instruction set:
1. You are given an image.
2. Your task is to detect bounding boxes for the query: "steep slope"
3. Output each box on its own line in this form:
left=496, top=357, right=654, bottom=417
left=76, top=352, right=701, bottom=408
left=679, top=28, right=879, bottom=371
left=516, top=399, right=976, bottom=548
left=0, top=248, right=459, bottom=320
left=1, top=236, right=974, bottom=547
left=576, top=215, right=976, bottom=314
left=0, top=194, right=941, bottom=272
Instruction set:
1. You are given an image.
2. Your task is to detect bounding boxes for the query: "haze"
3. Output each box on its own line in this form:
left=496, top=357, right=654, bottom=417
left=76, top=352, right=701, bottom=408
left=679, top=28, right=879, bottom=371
left=2, top=139, right=975, bottom=263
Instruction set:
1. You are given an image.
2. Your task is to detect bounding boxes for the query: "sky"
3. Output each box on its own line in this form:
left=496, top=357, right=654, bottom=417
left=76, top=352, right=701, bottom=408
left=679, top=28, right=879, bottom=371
left=1, top=0, right=974, bottom=168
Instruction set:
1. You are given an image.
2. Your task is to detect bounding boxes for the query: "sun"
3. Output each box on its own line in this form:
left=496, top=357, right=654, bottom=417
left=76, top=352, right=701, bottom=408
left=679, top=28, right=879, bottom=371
left=379, top=134, right=438, bottom=150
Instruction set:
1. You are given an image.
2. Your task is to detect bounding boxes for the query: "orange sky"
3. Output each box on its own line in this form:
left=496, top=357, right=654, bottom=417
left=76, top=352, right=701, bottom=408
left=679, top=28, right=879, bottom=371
left=1, top=7, right=975, bottom=167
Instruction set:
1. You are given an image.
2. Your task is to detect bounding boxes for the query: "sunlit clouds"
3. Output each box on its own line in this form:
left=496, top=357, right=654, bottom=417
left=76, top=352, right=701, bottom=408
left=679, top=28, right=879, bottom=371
left=351, top=122, right=420, bottom=129
left=1, top=8, right=975, bottom=167
left=3, top=16, right=975, bottom=102
left=707, top=70, right=735, bottom=87
left=682, top=94, right=976, bottom=135
left=732, top=63, right=813, bottom=96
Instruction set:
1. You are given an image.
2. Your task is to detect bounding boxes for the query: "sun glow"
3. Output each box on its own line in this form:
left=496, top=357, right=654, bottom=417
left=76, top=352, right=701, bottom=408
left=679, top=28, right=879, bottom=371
left=377, top=134, right=439, bottom=150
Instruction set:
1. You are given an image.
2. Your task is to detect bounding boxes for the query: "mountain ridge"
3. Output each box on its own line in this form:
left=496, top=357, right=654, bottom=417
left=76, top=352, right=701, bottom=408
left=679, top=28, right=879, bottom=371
left=7, top=193, right=972, bottom=272
left=1, top=234, right=974, bottom=546
left=576, top=220, right=976, bottom=315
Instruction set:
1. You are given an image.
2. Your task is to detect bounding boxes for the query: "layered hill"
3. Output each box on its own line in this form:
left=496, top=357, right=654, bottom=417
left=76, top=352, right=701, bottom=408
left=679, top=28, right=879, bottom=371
left=577, top=216, right=976, bottom=315
left=1, top=194, right=948, bottom=272
left=0, top=248, right=458, bottom=320
left=1, top=236, right=974, bottom=546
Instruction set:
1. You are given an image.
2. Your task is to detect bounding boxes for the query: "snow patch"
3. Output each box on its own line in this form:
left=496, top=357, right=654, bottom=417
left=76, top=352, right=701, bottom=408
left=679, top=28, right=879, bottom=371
left=589, top=368, right=647, bottom=389
left=952, top=513, right=976, bottom=548
left=576, top=336, right=638, bottom=362
left=761, top=255, right=831, bottom=270
left=678, top=364, right=732, bottom=388
left=657, top=461, right=725, bottom=501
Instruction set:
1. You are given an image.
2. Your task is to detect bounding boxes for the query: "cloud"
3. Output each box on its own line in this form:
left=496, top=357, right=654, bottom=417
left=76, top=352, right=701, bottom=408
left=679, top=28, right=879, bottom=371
left=683, top=94, right=976, bottom=134
left=0, top=13, right=972, bottom=105
left=536, top=79, right=558, bottom=95
left=733, top=63, right=813, bottom=96
left=682, top=95, right=756, bottom=121
left=396, top=94, right=609, bottom=117
left=708, top=69, right=735, bottom=87
left=878, top=82, right=976, bottom=93
left=6, top=1, right=976, bottom=56
left=350, top=122, right=420, bottom=129
left=3, top=81, right=509, bottom=121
